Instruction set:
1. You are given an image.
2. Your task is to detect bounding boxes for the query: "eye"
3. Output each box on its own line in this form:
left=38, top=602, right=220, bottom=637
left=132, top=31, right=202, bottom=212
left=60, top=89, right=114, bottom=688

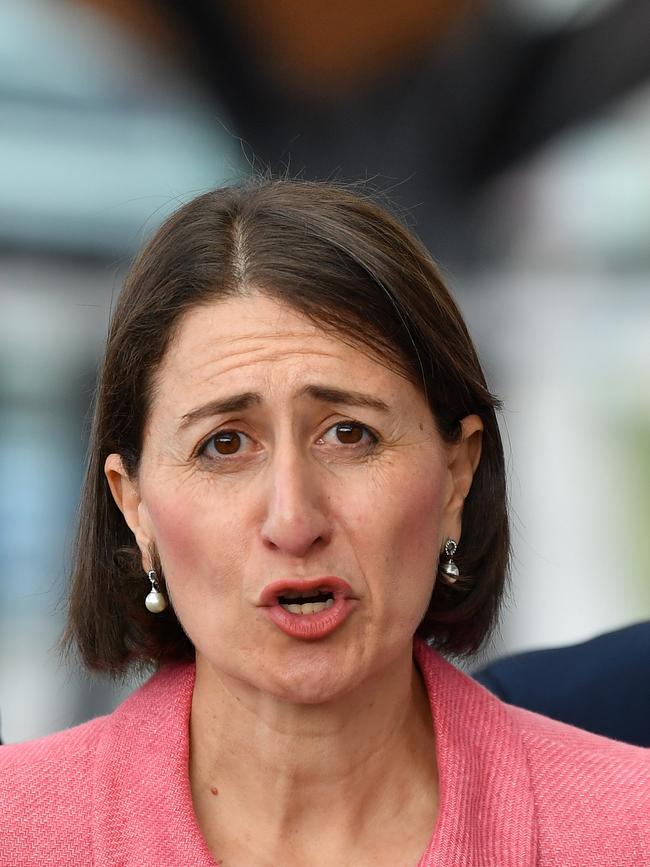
left=200, top=430, right=249, bottom=458
left=318, top=421, right=378, bottom=449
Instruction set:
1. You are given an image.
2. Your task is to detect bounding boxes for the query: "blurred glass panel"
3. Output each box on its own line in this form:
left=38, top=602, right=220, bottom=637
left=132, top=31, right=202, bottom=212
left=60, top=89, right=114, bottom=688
left=0, top=0, right=242, bottom=256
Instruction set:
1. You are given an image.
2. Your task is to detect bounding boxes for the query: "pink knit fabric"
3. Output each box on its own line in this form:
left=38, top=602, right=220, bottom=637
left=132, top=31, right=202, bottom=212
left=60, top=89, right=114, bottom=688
left=1, top=641, right=648, bottom=865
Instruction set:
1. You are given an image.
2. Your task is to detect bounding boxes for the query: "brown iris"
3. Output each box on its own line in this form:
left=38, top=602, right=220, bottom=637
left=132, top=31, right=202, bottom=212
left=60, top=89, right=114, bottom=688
left=213, top=431, right=241, bottom=454
left=335, top=422, right=364, bottom=444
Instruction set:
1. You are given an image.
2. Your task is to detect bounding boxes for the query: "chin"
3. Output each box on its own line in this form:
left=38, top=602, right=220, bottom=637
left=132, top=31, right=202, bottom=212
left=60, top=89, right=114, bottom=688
left=268, top=677, right=350, bottom=706
left=260, top=645, right=360, bottom=705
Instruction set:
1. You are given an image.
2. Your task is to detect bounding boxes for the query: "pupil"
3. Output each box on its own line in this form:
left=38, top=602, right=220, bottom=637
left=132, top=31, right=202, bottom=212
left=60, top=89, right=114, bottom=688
left=214, top=432, right=241, bottom=454
left=336, top=423, right=363, bottom=444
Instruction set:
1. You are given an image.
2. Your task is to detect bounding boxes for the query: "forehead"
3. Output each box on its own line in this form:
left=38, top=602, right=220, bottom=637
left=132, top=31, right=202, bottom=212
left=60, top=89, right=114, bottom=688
left=155, top=293, right=410, bottom=402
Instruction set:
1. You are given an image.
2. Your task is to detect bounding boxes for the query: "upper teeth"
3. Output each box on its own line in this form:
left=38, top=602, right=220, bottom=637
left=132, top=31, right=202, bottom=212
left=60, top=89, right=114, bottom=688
left=281, top=599, right=335, bottom=614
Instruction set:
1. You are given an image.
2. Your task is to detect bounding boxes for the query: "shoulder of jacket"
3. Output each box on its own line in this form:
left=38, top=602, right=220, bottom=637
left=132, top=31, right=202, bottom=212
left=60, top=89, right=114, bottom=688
left=0, top=716, right=108, bottom=865
left=506, top=703, right=650, bottom=860
left=0, top=713, right=108, bottom=771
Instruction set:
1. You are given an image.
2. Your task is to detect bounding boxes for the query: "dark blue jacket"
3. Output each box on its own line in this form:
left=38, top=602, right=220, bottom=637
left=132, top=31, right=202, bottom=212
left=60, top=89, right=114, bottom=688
left=474, top=621, right=650, bottom=748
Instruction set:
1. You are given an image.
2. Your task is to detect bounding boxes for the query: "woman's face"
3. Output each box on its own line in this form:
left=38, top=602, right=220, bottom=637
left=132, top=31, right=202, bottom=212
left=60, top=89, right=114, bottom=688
left=107, top=293, right=481, bottom=703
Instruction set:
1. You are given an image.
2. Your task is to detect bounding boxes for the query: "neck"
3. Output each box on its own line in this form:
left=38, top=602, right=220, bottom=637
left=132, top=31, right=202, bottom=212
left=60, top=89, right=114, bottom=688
left=189, top=646, right=438, bottom=863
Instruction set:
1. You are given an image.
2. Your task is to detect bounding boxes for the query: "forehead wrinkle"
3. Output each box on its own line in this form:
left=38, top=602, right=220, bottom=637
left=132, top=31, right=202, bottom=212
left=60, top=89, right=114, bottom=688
left=173, top=342, right=345, bottom=388
left=218, top=326, right=323, bottom=346
left=164, top=317, right=322, bottom=368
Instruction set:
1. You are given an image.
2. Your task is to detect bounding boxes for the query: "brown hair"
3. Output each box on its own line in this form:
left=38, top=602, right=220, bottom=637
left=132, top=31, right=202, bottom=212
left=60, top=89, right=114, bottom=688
left=64, top=179, right=509, bottom=675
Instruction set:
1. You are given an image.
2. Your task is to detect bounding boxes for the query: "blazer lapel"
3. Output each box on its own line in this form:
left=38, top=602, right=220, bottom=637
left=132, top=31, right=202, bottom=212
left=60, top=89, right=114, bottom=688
left=414, top=642, right=537, bottom=867
left=92, top=662, right=217, bottom=866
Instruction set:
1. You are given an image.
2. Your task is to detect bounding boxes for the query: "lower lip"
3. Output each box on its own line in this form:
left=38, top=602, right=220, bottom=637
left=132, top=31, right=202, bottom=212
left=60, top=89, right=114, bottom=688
left=264, top=596, right=354, bottom=640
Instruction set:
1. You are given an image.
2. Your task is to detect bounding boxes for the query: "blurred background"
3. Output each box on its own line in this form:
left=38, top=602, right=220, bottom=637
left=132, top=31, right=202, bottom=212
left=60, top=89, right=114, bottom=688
left=1, top=0, right=649, bottom=743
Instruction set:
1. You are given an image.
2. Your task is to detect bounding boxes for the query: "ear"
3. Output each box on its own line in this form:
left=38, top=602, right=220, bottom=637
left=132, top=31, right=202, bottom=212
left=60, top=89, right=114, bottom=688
left=442, top=414, right=483, bottom=542
left=104, top=453, right=155, bottom=570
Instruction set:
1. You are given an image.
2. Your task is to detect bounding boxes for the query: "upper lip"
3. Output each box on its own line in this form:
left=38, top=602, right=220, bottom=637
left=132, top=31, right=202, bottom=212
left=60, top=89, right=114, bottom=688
left=259, top=576, right=354, bottom=606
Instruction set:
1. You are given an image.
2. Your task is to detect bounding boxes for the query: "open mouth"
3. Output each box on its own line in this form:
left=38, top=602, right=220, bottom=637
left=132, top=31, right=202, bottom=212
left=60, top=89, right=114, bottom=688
left=277, top=589, right=335, bottom=615
left=260, top=576, right=354, bottom=638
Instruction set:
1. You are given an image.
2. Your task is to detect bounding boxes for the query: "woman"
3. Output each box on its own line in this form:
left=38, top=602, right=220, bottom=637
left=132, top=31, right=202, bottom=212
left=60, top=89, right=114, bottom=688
left=1, top=181, right=648, bottom=866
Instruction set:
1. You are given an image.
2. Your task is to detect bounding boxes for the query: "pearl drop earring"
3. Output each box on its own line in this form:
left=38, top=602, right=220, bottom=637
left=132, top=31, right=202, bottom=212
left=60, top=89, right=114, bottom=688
left=145, top=570, right=167, bottom=613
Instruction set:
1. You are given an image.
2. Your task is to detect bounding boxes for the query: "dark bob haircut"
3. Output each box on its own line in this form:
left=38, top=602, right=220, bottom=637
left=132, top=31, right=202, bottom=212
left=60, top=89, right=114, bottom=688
left=64, top=180, right=509, bottom=675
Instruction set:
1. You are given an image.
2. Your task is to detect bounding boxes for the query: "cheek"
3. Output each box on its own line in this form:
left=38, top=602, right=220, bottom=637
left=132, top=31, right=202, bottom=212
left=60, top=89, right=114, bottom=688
left=147, top=494, right=203, bottom=566
left=349, top=460, right=447, bottom=614
left=387, top=471, right=445, bottom=564
left=143, top=486, right=243, bottom=597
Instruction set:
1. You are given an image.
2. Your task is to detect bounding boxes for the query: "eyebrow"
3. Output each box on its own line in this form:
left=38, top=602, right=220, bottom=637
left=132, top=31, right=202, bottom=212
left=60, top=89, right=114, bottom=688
left=179, top=384, right=390, bottom=431
left=299, top=384, right=390, bottom=413
left=179, top=392, right=261, bottom=429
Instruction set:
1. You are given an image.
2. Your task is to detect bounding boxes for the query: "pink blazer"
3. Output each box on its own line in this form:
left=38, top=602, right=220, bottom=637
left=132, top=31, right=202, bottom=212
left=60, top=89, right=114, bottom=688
left=1, top=641, right=648, bottom=865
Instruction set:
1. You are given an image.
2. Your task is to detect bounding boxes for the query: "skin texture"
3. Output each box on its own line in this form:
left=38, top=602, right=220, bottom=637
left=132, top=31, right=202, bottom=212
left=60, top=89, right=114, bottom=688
left=106, top=293, right=483, bottom=866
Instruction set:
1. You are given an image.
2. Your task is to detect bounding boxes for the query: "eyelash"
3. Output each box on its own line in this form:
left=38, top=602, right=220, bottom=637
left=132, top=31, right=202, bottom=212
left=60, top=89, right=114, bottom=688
left=197, top=421, right=379, bottom=462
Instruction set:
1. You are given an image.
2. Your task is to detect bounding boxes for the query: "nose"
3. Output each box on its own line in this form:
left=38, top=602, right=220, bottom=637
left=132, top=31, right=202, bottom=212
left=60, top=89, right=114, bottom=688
left=260, top=447, right=331, bottom=558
